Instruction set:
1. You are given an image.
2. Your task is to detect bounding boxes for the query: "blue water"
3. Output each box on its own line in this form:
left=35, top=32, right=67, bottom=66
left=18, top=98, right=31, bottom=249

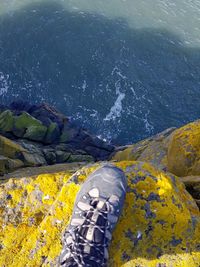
left=1, top=0, right=200, bottom=144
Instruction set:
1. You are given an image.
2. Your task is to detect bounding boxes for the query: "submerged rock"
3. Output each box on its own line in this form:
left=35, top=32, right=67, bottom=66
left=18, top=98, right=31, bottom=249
left=0, top=161, right=199, bottom=266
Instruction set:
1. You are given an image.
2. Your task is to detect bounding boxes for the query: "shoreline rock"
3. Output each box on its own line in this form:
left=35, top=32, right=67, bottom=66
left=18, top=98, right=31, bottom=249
left=1, top=101, right=200, bottom=266
left=0, top=161, right=199, bottom=266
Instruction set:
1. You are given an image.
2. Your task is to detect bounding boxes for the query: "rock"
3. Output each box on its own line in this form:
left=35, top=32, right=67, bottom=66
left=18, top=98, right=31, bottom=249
left=67, top=154, right=94, bottom=163
left=0, top=156, right=24, bottom=175
left=168, top=120, right=200, bottom=176
left=181, top=176, right=200, bottom=209
left=30, top=102, right=67, bottom=129
left=0, top=135, right=25, bottom=159
left=10, top=101, right=35, bottom=114
left=0, top=135, right=47, bottom=174
left=0, top=156, right=8, bottom=175
left=0, top=110, right=14, bottom=133
left=55, top=151, right=71, bottom=163
left=59, top=122, right=79, bottom=143
left=0, top=161, right=199, bottom=266
left=112, top=127, right=175, bottom=169
left=0, top=103, right=115, bottom=161
left=44, top=122, right=60, bottom=144
left=42, top=149, right=57, bottom=165
left=23, top=125, right=47, bottom=142
left=13, top=112, right=47, bottom=140
left=11, top=139, right=47, bottom=167
left=21, top=151, right=47, bottom=167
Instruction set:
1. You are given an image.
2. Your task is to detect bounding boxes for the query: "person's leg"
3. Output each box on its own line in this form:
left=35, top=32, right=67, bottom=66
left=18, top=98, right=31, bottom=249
left=59, top=164, right=127, bottom=267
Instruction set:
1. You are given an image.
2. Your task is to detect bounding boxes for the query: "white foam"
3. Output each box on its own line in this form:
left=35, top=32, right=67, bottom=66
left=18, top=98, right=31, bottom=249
left=143, top=111, right=154, bottom=133
left=103, top=92, right=125, bottom=121
left=82, top=80, right=87, bottom=92
left=0, top=72, right=9, bottom=96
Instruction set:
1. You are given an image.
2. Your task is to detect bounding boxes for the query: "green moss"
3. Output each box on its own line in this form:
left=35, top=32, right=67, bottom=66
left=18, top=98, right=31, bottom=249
left=14, top=112, right=45, bottom=138
left=23, top=125, right=47, bottom=142
left=0, top=110, right=14, bottom=132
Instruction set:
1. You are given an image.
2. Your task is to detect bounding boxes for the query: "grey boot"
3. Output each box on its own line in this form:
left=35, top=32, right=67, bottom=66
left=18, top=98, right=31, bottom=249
left=59, top=164, right=127, bottom=267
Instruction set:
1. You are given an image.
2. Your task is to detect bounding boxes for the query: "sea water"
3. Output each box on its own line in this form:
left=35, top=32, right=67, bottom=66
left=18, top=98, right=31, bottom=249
left=0, top=0, right=200, bottom=144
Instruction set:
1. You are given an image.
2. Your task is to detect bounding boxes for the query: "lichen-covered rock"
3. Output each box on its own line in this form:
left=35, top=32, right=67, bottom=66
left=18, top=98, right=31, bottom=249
left=0, top=156, right=24, bottom=175
left=23, top=125, right=47, bottom=142
left=13, top=112, right=47, bottom=140
left=0, top=135, right=25, bottom=159
left=168, top=120, right=200, bottom=177
left=0, top=161, right=199, bottom=267
left=0, top=110, right=14, bottom=133
left=112, top=128, right=175, bottom=170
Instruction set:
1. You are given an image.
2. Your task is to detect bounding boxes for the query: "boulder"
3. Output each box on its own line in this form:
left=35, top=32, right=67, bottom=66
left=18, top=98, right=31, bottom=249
left=112, top=127, right=175, bottom=169
left=44, top=122, right=60, bottom=144
left=0, top=135, right=25, bottom=159
left=0, top=156, right=24, bottom=175
left=55, top=151, right=71, bottom=163
left=59, top=122, right=79, bottom=143
left=23, top=125, right=47, bottom=142
left=13, top=112, right=47, bottom=140
left=42, top=149, right=57, bottom=165
left=168, top=120, right=200, bottom=176
left=0, top=110, right=14, bottom=133
left=0, top=161, right=199, bottom=266
left=21, top=151, right=47, bottom=167
left=29, top=103, right=67, bottom=129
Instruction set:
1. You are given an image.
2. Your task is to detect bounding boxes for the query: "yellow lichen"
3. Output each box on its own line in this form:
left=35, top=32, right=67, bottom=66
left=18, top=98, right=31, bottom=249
left=0, top=161, right=199, bottom=267
left=168, top=119, right=200, bottom=176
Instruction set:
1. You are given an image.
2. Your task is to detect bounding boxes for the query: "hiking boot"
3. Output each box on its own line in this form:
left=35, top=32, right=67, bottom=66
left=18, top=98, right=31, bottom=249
left=59, top=164, right=127, bottom=267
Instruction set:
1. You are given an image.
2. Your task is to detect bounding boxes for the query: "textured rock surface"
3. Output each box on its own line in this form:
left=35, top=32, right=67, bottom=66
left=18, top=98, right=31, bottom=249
left=112, top=127, right=175, bottom=170
left=0, top=102, right=115, bottom=162
left=0, top=161, right=199, bottom=267
left=168, top=120, right=200, bottom=177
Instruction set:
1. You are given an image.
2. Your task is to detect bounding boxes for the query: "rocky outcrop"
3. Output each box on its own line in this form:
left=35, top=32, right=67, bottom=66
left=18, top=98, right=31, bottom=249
left=0, top=101, right=114, bottom=157
left=0, top=102, right=115, bottom=175
left=1, top=102, right=200, bottom=266
left=113, top=119, right=200, bottom=178
left=112, top=121, right=200, bottom=208
left=112, top=127, right=175, bottom=169
left=167, top=120, right=200, bottom=177
left=0, top=161, right=199, bottom=266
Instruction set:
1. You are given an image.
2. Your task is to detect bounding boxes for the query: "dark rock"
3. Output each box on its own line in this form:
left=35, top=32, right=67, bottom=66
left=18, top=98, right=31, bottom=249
left=44, top=122, right=60, bottom=144
left=10, top=101, right=35, bottom=114
left=60, top=122, right=79, bottom=143
left=55, top=151, right=71, bottom=163
left=68, top=154, right=94, bottom=163
left=42, top=149, right=57, bottom=165
left=30, top=103, right=67, bottom=129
